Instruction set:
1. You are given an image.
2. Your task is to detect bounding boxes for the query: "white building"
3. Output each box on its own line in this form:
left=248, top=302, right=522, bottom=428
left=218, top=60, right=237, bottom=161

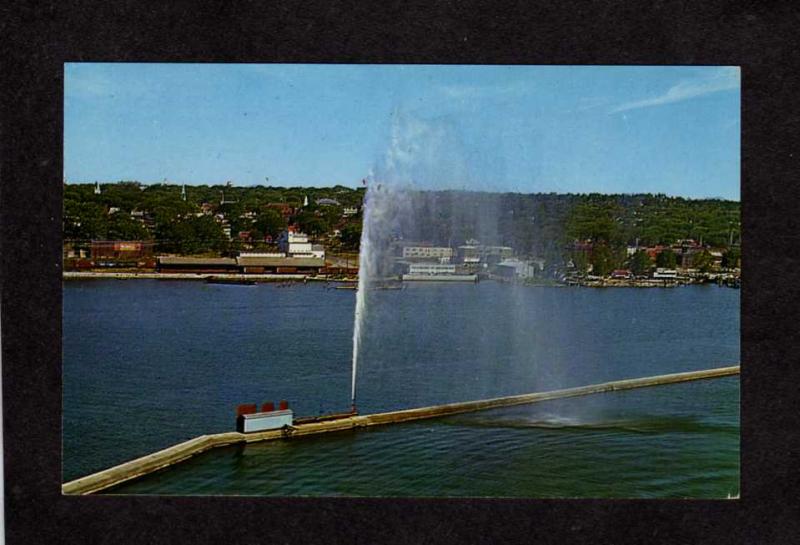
left=278, top=230, right=311, bottom=254
left=239, top=252, right=286, bottom=258
left=407, top=263, right=456, bottom=275
left=342, top=206, right=359, bottom=217
left=653, top=268, right=678, bottom=279
left=458, top=245, right=481, bottom=263
left=277, top=229, right=325, bottom=260
left=496, top=258, right=539, bottom=280
left=402, top=246, right=454, bottom=260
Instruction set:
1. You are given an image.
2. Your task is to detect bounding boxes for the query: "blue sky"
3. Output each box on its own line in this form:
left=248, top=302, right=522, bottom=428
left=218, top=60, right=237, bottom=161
left=64, top=64, right=740, bottom=200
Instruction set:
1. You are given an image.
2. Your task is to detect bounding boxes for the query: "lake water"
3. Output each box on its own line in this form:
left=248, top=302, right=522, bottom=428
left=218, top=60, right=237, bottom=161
left=63, top=280, right=739, bottom=497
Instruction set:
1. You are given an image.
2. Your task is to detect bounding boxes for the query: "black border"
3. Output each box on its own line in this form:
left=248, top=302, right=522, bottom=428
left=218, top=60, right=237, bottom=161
left=3, top=1, right=799, bottom=543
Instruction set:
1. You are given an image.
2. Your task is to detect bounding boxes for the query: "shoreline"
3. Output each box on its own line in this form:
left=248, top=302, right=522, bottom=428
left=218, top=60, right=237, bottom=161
left=62, top=271, right=739, bottom=288
left=62, top=271, right=357, bottom=282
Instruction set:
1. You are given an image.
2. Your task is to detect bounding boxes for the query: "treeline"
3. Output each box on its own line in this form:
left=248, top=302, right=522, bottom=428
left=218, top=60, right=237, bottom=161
left=64, top=182, right=740, bottom=264
left=64, top=182, right=365, bottom=254
left=399, top=190, right=740, bottom=261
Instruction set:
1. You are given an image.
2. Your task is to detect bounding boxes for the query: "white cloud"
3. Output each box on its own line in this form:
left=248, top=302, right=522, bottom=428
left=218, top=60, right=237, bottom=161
left=610, top=67, right=740, bottom=114
left=438, top=80, right=530, bottom=100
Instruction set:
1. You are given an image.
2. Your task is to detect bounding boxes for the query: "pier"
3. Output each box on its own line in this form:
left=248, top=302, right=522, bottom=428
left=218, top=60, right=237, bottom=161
left=62, top=365, right=739, bottom=495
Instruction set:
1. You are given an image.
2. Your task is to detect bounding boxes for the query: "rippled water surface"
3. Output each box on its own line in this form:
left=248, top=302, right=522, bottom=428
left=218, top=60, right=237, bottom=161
left=63, top=280, right=739, bottom=497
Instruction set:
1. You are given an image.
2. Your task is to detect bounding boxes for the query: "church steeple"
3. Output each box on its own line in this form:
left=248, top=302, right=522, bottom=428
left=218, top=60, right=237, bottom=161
left=94, top=181, right=101, bottom=195
left=181, top=185, right=187, bottom=201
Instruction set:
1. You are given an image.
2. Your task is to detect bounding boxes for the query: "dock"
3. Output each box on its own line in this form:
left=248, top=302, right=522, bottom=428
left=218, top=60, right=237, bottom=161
left=62, top=365, right=739, bottom=495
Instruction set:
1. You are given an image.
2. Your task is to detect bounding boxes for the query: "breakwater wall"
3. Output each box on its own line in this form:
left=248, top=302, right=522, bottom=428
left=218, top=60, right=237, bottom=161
left=62, top=365, right=739, bottom=495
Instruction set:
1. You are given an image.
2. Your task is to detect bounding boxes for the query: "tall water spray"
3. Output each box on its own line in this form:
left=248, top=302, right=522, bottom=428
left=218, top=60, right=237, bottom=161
left=349, top=110, right=484, bottom=411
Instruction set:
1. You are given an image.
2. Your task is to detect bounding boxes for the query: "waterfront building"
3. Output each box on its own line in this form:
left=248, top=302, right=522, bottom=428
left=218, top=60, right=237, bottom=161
left=407, top=263, right=456, bottom=275
left=90, top=240, right=155, bottom=261
left=496, top=258, right=539, bottom=280
left=402, top=246, right=454, bottom=260
left=481, top=246, right=514, bottom=265
left=277, top=229, right=326, bottom=260
left=653, top=268, right=678, bottom=279
left=236, top=255, right=325, bottom=274
left=401, top=262, right=477, bottom=282
left=458, top=244, right=481, bottom=264
left=156, top=256, right=239, bottom=274
left=156, top=255, right=325, bottom=275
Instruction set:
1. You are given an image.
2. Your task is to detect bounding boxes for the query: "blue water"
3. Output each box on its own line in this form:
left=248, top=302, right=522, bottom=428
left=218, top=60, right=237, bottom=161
left=63, top=280, right=739, bottom=497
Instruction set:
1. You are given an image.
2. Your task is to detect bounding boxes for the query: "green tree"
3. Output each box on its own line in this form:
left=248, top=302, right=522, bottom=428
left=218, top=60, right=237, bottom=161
left=722, top=247, right=741, bottom=269
left=656, top=249, right=677, bottom=269
left=157, top=216, right=227, bottom=254
left=254, top=209, right=286, bottom=239
left=106, top=214, right=151, bottom=240
left=570, top=251, right=590, bottom=274
left=590, top=245, right=615, bottom=277
left=64, top=200, right=108, bottom=240
left=691, top=250, right=714, bottom=272
left=340, top=222, right=362, bottom=250
left=628, top=250, right=653, bottom=277
left=295, top=212, right=329, bottom=237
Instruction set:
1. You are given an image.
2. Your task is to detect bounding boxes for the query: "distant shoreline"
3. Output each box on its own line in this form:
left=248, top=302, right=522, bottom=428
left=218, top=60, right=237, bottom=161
left=62, top=271, right=739, bottom=289
left=62, top=271, right=356, bottom=282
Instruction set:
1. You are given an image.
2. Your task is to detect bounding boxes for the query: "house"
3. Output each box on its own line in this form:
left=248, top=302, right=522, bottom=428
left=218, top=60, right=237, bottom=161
left=315, top=198, right=340, bottom=206
left=342, top=206, right=359, bottom=217
left=611, top=269, right=632, bottom=279
left=266, top=203, right=295, bottom=218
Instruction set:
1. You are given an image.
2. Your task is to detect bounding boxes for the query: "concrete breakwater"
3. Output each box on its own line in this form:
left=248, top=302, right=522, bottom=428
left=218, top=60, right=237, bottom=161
left=62, top=365, right=739, bottom=495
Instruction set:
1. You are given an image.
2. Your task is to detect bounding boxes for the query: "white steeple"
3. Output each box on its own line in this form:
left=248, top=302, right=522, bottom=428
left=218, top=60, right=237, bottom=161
left=94, top=181, right=101, bottom=195
left=303, top=195, right=309, bottom=207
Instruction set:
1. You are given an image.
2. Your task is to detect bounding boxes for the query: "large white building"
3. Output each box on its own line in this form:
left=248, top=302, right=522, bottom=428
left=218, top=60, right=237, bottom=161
left=277, top=230, right=325, bottom=259
left=407, top=263, right=456, bottom=275
left=402, top=246, right=454, bottom=260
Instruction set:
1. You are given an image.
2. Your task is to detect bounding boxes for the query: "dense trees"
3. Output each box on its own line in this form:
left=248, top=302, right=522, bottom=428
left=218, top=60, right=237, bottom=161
left=722, top=248, right=741, bottom=268
left=628, top=250, right=653, bottom=277
left=156, top=216, right=228, bottom=254
left=656, top=249, right=677, bottom=269
left=253, top=209, right=286, bottom=239
left=64, top=182, right=740, bottom=264
left=691, top=250, right=714, bottom=272
left=589, top=245, right=615, bottom=277
left=340, top=222, right=362, bottom=250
